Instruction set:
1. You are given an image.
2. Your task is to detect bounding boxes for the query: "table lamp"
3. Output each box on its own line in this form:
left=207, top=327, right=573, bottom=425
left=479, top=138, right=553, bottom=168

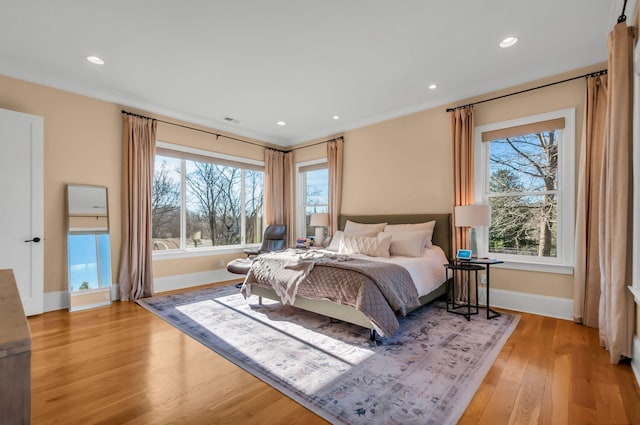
left=454, top=204, right=491, bottom=257
left=309, top=213, right=329, bottom=247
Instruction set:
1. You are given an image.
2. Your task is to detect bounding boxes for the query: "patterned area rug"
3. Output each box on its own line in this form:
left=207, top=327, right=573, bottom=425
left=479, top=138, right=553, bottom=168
left=137, top=285, right=519, bottom=425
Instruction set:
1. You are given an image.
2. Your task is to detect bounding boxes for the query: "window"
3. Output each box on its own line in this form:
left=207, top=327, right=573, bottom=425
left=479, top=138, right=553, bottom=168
left=296, top=160, right=329, bottom=238
left=152, top=142, right=264, bottom=252
left=474, top=109, right=575, bottom=273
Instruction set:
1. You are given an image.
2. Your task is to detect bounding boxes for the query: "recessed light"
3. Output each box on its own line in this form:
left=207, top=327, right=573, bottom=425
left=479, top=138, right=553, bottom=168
left=428, top=83, right=438, bottom=90
left=499, top=37, right=518, bottom=48
left=86, top=56, right=105, bottom=65
left=333, top=115, right=340, bottom=120
left=276, top=121, right=286, bottom=126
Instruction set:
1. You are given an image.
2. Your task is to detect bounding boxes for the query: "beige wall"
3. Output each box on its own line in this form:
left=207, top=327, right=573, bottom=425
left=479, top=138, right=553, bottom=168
left=0, top=74, right=271, bottom=294
left=0, top=59, right=609, bottom=303
left=0, top=75, right=122, bottom=294
left=156, top=120, right=267, bottom=162
left=342, top=111, right=453, bottom=214
left=293, top=63, right=607, bottom=300
left=469, top=68, right=597, bottom=299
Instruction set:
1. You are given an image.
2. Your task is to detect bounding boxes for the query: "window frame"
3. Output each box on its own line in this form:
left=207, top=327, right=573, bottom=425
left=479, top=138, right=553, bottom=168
left=296, top=158, right=328, bottom=239
left=152, top=141, right=265, bottom=260
left=473, top=108, right=575, bottom=274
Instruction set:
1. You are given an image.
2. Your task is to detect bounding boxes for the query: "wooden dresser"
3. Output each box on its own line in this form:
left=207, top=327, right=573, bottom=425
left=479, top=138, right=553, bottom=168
left=0, top=269, right=31, bottom=425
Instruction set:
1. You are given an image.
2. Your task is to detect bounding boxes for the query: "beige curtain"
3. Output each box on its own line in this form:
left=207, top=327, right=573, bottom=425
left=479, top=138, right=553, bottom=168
left=327, top=137, right=344, bottom=237
left=264, top=148, right=294, bottom=246
left=118, top=115, right=156, bottom=301
left=451, top=108, right=475, bottom=253
left=573, top=75, right=607, bottom=327
left=450, top=108, right=474, bottom=303
left=598, top=22, right=634, bottom=363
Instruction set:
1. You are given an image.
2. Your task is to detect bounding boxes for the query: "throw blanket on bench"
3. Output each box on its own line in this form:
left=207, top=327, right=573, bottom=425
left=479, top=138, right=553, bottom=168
left=242, top=249, right=420, bottom=336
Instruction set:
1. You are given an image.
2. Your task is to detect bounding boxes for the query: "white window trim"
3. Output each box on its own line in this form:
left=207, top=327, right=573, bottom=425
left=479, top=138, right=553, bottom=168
left=296, top=158, right=328, bottom=239
left=152, top=141, right=264, bottom=259
left=474, top=108, right=575, bottom=274
left=152, top=245, right=249, bottom=261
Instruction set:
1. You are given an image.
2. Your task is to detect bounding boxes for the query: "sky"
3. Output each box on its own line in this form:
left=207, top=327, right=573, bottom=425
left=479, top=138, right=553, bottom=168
left=68, top=234, right=111, bottom=290
left=306, top=168, right=328, bottom=205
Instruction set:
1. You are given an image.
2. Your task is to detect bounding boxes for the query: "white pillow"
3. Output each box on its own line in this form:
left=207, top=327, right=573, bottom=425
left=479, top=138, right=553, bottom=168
left=325, top=231, right=344, bottom=252
left=339, top=233, right=391, bottom=257
left=389, top=231, right=429, bottom=257
left=384, top=221, right=436, bottom=248
left=343, top=220, right=387, bottom=235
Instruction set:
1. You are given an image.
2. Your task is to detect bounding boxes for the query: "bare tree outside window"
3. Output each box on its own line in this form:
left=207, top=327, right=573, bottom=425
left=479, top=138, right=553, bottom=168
left=488, top=130, right=558, bottom=257
left=151, top=152, right=264, bottom=250
left=245, top=170, right=264, bottom=244
left=151, top=157, right=181, bottom=250
left=186, top=161, right=242, bottom=247
left=302, top=168, right=328, bottom=237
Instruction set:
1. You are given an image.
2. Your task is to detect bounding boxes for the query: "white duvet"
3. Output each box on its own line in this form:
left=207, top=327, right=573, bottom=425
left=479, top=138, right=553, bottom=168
left=322, top=245, right=448, bottom=298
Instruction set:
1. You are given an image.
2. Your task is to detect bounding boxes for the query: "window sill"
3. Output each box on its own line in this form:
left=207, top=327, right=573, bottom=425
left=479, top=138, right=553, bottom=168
left=628, top=286, right=640, bottom=304
left=152, top=244, right=260, bottom=261
left=491, top=260, right=574, bottom=275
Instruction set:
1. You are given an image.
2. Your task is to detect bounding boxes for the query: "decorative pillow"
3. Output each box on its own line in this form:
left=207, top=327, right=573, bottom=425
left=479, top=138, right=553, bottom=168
left=343, top=220, right=387, bottom=235
left=325, top=231, right=344, bottom=252
left=339, top=232, right=391, bottom=257
left=388, top=231, right=429, bottom=257
left=384, top=221, right=436, bottom=248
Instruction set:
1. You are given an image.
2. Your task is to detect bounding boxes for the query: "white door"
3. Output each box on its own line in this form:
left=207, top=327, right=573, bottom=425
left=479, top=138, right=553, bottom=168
left=0, top=108, right=44, bottom=316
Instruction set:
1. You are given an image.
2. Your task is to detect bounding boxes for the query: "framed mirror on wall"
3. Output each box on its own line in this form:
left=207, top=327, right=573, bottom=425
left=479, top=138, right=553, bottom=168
left=66, top=184, right=112, bottom=311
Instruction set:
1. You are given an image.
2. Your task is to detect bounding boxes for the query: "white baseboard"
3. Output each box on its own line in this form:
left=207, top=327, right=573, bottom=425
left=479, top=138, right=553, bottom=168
left=111, top=283, right=120, bottom=301
left=632, top=335, right=640, bottom=387
left=488, top=288, right=573, bottom=320
left=42, top=270, right=237, bottom=312
left=44, top=290, right=69, bottom=312
left=44, top=283, right=121, bottom=313
left=44, top=277, right=569, bottom=322
left=69, top=300, right=111, bottom=312
left=155, top=274, right=572, bottom=319
left=153, top=269, right=240, bottom=294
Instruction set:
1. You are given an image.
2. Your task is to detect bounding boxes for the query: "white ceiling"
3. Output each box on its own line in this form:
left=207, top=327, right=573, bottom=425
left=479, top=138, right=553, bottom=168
left=0, top=0, right=629, bottom=146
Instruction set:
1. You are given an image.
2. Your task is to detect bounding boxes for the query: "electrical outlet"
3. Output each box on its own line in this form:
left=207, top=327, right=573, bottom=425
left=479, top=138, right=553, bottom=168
left=219, top=259, right=225, bottom=267
left=480, top=273, right=487, bottom=284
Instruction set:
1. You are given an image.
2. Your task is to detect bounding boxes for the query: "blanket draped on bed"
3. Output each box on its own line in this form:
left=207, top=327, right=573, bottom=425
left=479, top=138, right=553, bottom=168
left=242, top=249, right=420, bottom=336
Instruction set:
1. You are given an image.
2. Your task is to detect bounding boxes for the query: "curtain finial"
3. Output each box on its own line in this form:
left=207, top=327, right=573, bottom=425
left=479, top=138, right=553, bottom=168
left=617, top=0, right=628, bottom=23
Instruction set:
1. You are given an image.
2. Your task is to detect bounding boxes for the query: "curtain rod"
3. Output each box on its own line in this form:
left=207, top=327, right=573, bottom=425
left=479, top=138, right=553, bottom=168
left=618, top=0, right=628, bottom=23
left=121, top=110, right=287, bottom=153
left=121, top=110, right=342, bottom=153
left=289, top=136, right=343, bottom=152
left=445, top=69, right=608, bottom=113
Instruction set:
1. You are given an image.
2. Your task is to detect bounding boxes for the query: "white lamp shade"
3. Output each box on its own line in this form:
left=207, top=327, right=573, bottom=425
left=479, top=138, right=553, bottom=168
left=309, top=213, right=329, bottom=227
left=455, top=204, right=491, bottom=227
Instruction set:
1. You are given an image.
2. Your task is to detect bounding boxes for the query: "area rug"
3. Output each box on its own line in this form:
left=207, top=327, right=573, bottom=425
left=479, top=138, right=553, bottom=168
left=137, top=285, right=519, bottom=425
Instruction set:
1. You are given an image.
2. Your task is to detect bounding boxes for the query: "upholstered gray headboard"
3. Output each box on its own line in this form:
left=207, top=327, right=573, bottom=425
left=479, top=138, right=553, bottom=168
left=338, top=213, right=452, bottom=259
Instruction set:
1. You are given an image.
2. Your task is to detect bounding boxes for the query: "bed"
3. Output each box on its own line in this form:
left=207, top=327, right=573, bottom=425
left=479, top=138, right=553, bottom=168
left=242, top=213, right=452, bottom=339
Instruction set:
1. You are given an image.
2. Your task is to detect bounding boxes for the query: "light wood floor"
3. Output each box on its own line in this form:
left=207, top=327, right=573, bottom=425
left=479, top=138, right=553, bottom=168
left=28, top=283, right=640, bottom=425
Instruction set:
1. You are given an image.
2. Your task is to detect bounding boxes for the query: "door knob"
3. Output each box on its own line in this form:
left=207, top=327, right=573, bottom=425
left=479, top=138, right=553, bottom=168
left=24, top=237, right=41, bottom=243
